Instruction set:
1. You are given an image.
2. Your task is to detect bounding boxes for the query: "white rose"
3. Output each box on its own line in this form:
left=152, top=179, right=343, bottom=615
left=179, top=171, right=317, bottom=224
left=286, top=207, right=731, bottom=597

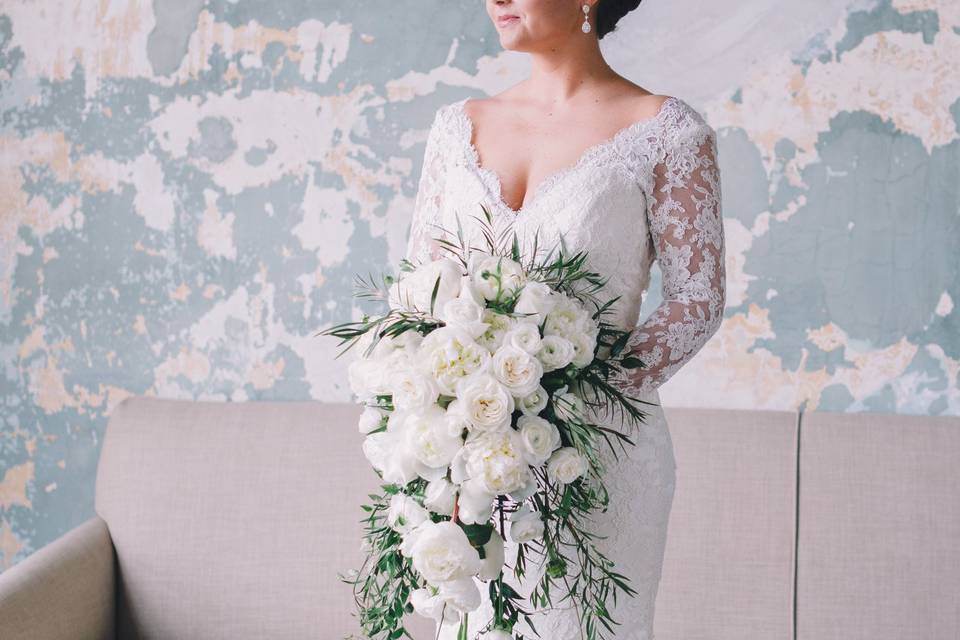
left=517, top=415, right=562, bottom=465
left=476, top=309, right=516, bottom=354
left=439, top=294, right=488, bottom=340
left=536, top=334, right=575, bottom=372
left=478, top=529, right=505, bottom=580
left=518, top=385, right=549, bottom=417
left=358, top=406, right=386, bottom=434
left=392, top=367, right=440, bottom=411
left=404, top=406, right=463, bottom=469
left=547, top=446, right=587, bottom=484
left=424, top=477, right=457, bottom=516
left=568, top=330, right=597, bottom=368
left=417, top=326, right=491, bottom=396
left=456, top=476, right=495, bottom=525
left=553, top=389, right=585, bottom=424
left=491, top=344, right=543, bottom=398
left=507, top=503, right=545, bottom=543
left=464, top=429, right=532, bottom=495
left=456, top=373, right=514, bottom=433
left=514, top=281, right=558, bottom=323
left=410, top=520, right=483, bottom=585
left=386, top=493, right=429, bottom=534
left=504, top=320, right=542, bottom=354
left=471, top=255, right=525, bottom=301
left=389, top=258, right=463, bottom=314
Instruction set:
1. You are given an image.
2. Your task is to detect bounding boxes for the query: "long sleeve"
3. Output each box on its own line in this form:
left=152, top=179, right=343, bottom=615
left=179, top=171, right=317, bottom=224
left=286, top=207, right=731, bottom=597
left=405, top=107, right=449, bottom=265
left=615, top=118, right=726, bottom=395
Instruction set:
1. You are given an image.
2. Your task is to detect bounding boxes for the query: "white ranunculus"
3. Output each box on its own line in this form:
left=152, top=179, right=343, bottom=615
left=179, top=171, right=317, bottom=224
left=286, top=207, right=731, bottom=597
left=437, top=576, right=482, bottom=614
left=424, top=477, right=457, bottom=516
left=392, top=366, right=440, bottom=411
left=470, top=254, right=526, bottom=301
left=386, top=493, right=429, bottom=534
left=507, top=503, right=545, bottom=543
left=416, top=325, right=491, bottom=396
left=553, top=388, right=585, bottom=424
left=404, top=405, right=463, bottom=469
left=547, top=446, right=588, bottom=484
left=517, top=415, right=562, bottom=465
left=358, top=406, right=386, bottom=434
left=464, top=429, right=532, bottom=495
left=504, top=320, right=543, bottom=355
left=409, top=520, right=483, bottom=586
left=568, top=330, right=598, bottom=368
left=536, top=334, right=576, bottom=372
left=389, top=258, right=463, bottom=314
left=457, top=476, right=496, bottom=525
left=518, top=385, right=549, bottom=417
left=476, top=308, right=516, bottom=354
left=456, top=373, right=514, bottom=433
left=490, top=344, right=544, bottom=398
left=513, top=281, right=558, bottom=324
left=478, top=528, right=505, bottom=580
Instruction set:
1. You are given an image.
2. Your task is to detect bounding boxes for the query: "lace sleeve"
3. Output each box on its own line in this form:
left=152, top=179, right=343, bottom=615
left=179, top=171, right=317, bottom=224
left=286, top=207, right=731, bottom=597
left=405, top=107, right=448, bottom=265
left=615, top=118, right=726, bottom=395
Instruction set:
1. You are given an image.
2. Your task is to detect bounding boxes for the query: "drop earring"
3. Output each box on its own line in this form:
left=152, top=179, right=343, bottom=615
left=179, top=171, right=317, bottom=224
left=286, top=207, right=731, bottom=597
left=581, top=4, right=591, bottom=33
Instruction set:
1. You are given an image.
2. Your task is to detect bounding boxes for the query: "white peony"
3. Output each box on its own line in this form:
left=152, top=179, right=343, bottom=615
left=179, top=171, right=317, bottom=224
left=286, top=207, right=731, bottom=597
left=456, top=476, right=495, bottom=525
left=513, top=281, right=558, bottom=324
left=507, top=503, right=545, bottom=543
left=410, top=586, right=457, bottom=624
left=518, top=385, right=549, bottom=417
left=392, top=367, right=440, bottom=411
left=547, top=446, right=588, bottom=484
left=358, top=406, right=386, bottom=434
left=404, top=405, right=463, bottom=469
left=443, top=399, right=473, bottom=437
left=536, top=334, right=576, bottom=372
left=503, top=320, right=542, bottom=355
left=470, top=254, right=526, bottom=301
left=517, top=415, right=562, bottom=465
left=439, top=294, right=488, bottom=340
left=476, top=308, right=516, bottom=354
left=437, top=576, right=482, bottom=614
left=456, top=373, right=515, bottom=433
left=490, top=344, right=544, bottom=398
left=464, top=429, right=532, bottom=495
left=543, top=295, right=596, bottom=340
left=386, top=493, right=429, bottom=534
left=508, top=472, right=539, bottom=502
left=409, top=520, right=483, bottom=585
left=423, top=477, right=457, bottom=516
left=417, top=325, right=491, bottom=396
left=389, top=258, right=463, bottom=314
left=478, top=529, right=505, bottom=580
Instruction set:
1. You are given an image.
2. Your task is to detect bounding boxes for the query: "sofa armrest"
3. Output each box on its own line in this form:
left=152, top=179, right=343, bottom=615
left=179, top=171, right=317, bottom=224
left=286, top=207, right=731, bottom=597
left=0, top=515, right=115, bottom=640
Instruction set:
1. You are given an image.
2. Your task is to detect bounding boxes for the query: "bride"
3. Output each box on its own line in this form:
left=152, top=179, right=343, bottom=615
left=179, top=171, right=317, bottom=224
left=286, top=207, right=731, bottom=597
left=404, top=1, right=726, bottom=638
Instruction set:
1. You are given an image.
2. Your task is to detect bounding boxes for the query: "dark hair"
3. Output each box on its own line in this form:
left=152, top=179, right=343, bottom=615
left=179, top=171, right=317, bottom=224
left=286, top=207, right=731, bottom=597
left=596, top=0, right=643, bottom=40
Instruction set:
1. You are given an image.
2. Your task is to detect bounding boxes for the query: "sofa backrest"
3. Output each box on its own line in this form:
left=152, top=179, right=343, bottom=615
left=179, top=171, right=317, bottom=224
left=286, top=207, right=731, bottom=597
left=95, top=395, right=434, bottom=640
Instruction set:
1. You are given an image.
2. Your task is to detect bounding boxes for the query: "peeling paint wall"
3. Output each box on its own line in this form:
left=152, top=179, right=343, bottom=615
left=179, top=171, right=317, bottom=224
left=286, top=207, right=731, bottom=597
left=1, top=0, right=958, bottom=571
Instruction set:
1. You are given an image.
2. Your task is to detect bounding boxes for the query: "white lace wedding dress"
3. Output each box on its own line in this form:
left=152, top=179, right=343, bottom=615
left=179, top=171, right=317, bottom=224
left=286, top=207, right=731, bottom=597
left=404, top=95, right=726, bottom=640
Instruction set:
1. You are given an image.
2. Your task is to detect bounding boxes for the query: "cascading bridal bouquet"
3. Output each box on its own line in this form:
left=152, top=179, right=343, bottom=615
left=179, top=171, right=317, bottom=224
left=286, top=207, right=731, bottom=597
left=318, top=206, right=655, bottom=640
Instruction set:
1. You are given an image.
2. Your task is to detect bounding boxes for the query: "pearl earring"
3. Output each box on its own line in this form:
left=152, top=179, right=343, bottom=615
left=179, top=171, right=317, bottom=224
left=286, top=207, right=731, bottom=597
left=581, top=3, right=591, bottom=33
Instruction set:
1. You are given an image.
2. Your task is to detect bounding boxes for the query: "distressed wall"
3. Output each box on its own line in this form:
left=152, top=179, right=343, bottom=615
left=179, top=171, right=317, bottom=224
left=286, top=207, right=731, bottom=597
left=1, top=0, right=958, bottom=570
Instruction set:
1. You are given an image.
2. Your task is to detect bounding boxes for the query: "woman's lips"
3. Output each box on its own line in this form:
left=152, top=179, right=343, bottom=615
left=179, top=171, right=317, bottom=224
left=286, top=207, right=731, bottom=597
left=497, top=15, right=519, bottom=26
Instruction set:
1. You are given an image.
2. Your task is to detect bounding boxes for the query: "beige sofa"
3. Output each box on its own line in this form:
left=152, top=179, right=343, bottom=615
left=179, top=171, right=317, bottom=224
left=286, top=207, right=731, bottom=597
left=1, top=396, right=957, bottom=639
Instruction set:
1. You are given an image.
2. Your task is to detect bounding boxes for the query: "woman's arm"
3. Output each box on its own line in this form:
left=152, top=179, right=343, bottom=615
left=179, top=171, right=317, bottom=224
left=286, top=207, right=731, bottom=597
left=615, top=119, right=726, bottom=395
left=405, top=107, right=449, bottom=265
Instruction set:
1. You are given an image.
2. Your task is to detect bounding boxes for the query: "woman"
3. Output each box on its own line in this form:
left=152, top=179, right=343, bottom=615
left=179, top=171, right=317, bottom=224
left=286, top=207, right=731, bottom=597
left=405, top=1, right=726, bottom=638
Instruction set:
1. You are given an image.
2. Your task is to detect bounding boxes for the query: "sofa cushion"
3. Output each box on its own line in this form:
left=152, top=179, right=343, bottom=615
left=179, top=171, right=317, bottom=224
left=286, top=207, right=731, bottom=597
left=95, top=396, right=433, bottom=640
left=654, top=407, right=798, bottom=640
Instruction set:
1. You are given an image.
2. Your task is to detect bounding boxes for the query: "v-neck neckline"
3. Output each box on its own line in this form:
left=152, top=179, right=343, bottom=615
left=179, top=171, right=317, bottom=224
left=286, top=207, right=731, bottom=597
left=452, top=95, right=677, bottom=216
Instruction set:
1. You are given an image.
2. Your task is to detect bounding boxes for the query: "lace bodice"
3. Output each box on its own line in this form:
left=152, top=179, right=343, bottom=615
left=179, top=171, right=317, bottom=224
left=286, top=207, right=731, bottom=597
left=405, top=95, right=725, bottom=396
